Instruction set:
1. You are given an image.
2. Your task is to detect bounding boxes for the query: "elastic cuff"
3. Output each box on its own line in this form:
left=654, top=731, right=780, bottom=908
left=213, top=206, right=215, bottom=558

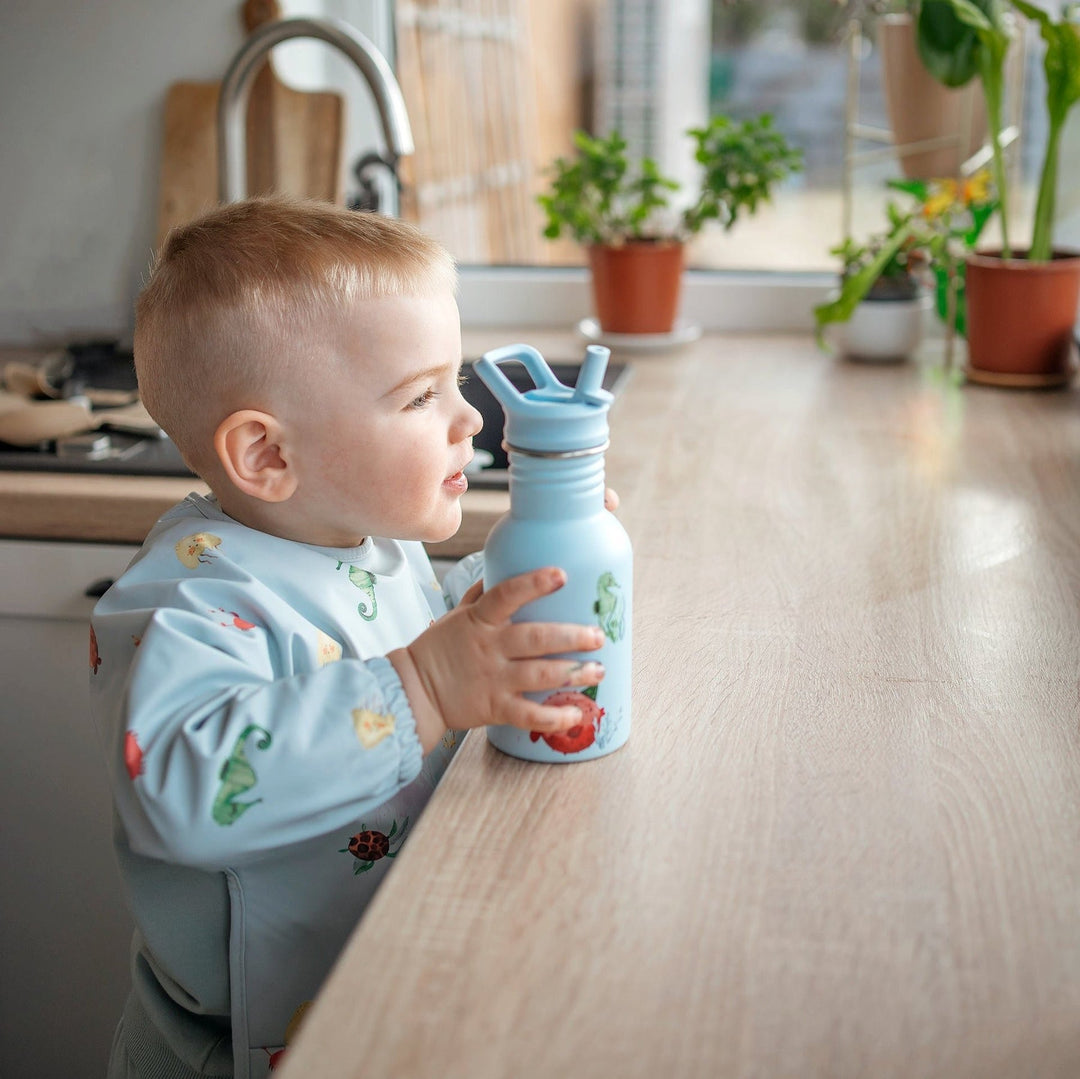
left=367, top=655, right=424, bottom=785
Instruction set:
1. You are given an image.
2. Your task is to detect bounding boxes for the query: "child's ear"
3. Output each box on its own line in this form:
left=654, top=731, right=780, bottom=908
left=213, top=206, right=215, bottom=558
left=213, top=410, right=298, bottom=503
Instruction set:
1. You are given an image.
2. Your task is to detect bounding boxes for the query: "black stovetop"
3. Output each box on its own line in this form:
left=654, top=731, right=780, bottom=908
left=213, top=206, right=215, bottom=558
left=0, top=341, right=192, bottom=477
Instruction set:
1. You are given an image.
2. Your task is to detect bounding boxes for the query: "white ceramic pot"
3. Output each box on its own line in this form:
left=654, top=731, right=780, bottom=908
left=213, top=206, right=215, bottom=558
left=835, top=294, right=930, bottom=363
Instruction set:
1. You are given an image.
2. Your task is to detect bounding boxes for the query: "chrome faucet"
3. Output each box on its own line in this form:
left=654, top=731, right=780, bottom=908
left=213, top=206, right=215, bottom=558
left=217, top=16, right=414, bottom=204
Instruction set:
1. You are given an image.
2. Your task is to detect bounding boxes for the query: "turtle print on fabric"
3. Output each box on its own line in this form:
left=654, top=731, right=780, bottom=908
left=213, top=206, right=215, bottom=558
left=339, top=817, right=410, bottom=874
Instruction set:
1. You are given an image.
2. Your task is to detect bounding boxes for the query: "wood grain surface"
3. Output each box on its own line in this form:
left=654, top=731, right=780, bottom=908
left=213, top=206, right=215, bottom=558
left=276, top=335, right=1080, bottom=1078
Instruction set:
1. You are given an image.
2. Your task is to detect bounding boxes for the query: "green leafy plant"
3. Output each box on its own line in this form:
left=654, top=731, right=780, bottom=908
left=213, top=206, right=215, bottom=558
left=813, top=205, right=925, bottom=346
left=1011, top=0, right=1080, bottom=259
left=537, top=116, right=803, bottom=246
left=917, top=0, right=1080, bottom=260
left=813, top=172, right=997, bottom=344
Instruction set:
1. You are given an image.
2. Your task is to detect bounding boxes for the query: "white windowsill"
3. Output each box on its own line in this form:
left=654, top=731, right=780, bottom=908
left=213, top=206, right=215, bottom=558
left=456, top=266, right=835, bottom=333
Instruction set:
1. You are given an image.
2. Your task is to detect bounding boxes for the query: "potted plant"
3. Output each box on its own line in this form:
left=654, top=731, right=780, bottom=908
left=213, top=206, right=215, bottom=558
left=815, top=208, right=932, bottom=362
left=831, top=0, right=990, bottom=177
left=918, top=0, right=1080, bottom=386
left=814, top=172, right=996, bottom=362
left=537, top=118, right=803, bottom=335
left=880, top=1, right=990, bottom=178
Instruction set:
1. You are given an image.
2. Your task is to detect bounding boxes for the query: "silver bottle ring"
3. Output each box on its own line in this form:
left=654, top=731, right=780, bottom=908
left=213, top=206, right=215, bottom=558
left=502, top=439, right=610, bottom=460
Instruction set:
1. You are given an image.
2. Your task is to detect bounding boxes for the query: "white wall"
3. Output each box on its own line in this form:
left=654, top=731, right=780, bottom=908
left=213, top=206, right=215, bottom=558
left=0, top=0, right=390, bottom=347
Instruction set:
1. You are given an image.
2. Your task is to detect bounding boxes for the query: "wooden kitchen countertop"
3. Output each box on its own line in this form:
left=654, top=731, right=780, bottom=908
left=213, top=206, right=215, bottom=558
left=6, top=332, right=1080, bottom=1075
left=272, top=333, right=1080, bottom=1078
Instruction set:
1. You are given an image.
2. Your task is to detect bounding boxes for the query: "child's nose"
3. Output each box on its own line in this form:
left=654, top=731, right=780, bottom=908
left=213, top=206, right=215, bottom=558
left=457, top=399, right=483, bottom=442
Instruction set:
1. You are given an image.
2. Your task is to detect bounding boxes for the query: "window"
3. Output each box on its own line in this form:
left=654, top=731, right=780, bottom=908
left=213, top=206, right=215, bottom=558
left=276, top=0, right=1080, bottom=331
left=384, top=0, right=1075, bottom=275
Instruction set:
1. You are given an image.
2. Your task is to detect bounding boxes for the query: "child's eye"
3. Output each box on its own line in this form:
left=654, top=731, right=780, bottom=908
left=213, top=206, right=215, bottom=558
left=408, top=388, right=438, bottom=410
left=457, top=373, right=469, bottom=387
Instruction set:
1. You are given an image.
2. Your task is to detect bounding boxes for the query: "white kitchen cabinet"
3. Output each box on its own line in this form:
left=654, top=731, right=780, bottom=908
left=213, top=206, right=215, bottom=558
left=0, top=539, right=139, bottom=1079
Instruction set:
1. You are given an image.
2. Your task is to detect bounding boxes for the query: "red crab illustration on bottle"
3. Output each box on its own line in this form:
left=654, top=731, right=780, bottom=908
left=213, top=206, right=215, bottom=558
left=530, top=686, right=604, bottom=754
left=339, top=817, right=409, bottom=874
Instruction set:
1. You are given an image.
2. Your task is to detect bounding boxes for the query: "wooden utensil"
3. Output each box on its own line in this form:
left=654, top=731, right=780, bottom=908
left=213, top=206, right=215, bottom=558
left=0, top=396, right=159, bottom=447
left=0, top=397, right=97, bottom=447
left=155, top=0, right=345, bottom=249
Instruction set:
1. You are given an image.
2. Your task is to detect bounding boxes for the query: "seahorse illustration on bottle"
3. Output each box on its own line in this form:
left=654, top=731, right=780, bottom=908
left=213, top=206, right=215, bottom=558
left=212, top=724, right=272, bottom=825
left=594, top=571, right=626, bottom=643
left=336, top=562, right=378, bottom=621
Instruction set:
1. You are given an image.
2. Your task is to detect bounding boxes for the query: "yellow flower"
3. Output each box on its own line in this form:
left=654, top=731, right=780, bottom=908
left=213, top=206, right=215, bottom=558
left=922, top=178, right=958, bottom=219
left=920, top=169, right=992, bottom=220
left=963, top=170, right=991, bottom=205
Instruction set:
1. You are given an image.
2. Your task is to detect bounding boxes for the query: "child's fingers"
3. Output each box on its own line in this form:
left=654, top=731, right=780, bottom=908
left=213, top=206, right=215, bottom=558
left=472, top=567, right=566, bottom=625
left=503, top=621, right=604, bottom=659
left=604, top=487, right=620, bottom=511
left=502, top=697, right=584, bottom=732
left=523, top=658, right=604, bottom=692
left=457, top=578, right=484, bottom=606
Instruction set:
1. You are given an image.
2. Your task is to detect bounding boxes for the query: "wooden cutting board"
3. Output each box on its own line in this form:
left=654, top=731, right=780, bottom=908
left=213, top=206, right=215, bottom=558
left=155, top=0, right=345, bottom=248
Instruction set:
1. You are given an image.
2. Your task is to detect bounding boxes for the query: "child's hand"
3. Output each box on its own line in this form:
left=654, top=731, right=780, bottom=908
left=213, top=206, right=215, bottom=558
left=605, top=487, right=619, bottom=512
left=389, top=567, right=605, bottom=753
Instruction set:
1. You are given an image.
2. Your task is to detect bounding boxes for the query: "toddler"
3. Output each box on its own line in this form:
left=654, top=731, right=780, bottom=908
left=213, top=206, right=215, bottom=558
left=90, top=197, right=605, bottom=1078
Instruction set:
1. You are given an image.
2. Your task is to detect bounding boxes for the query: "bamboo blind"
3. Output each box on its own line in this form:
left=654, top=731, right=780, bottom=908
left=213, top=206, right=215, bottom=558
left=394, top=0, right=545, bottom=264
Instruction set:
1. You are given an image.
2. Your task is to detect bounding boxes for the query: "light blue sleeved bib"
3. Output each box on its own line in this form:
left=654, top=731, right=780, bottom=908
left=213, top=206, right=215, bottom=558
left=91, top=493, right=470, bottom=1077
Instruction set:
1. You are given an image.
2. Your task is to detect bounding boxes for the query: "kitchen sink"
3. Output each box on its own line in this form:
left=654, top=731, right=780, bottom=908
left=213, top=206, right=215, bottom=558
left=0, top=352, right=630, bottom=489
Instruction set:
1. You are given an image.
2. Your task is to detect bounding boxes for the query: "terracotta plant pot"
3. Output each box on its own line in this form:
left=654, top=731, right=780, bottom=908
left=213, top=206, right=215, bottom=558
left=964, top=250, right=1080, bottom=388
left=879, top=14, right=987, bottom=180
left=588, top=241, right=684, bottom=334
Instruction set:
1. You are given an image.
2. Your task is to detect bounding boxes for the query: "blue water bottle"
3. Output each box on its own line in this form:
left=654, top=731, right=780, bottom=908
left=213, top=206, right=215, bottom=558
left=474, top=343, right=632, bottom=762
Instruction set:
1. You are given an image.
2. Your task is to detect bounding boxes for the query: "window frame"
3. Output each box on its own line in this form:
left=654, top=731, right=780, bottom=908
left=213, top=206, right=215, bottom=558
left=456, top=266, right=832, bottom=332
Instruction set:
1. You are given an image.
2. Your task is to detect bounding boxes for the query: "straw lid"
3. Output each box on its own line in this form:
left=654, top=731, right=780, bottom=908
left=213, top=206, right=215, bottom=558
left=472, top=343, right=613, bottom=454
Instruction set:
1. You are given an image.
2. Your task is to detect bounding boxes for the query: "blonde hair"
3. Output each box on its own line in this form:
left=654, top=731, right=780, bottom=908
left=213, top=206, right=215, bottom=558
left=134, top=196, right=456, bottom=473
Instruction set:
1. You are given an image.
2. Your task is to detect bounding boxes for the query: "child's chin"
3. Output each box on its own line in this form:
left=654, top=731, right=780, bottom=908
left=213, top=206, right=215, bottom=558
left=392, top=501, right=463, bottom=545
left=426, top=525, right=461, bottom=544
left=422, top=511, right=462, bottom=544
